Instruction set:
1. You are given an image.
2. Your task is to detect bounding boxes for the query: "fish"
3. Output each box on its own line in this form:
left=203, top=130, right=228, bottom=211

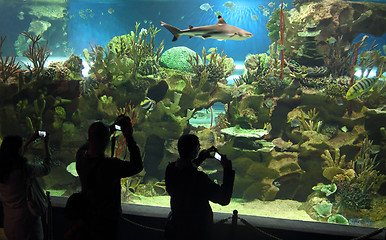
left=268, top=2, right=275, bottom=7
left=263, top=8, right=270, bottom=17
left=223, top=1, right=235, bottom=11
left=17, top=11, right=24, bottom=20
left=258, top=4, right=264, bottom=9
left=272, top=172, right=302, bottom=188
left=140, top=97, right=154, bottom=111
left=326, top=36, right=336, bottom=44
left=251, top=15, right=259, bottom=21
left=160, top=16, right=253, bottom=41
left=290, top=119, right=301, bottom=127
left=140, top=28, right=147, bottom=35
left=206, top=47, right=218, bottom=60
left=346, top=77, right=377, bottom=100
left=108, top=8, right=114, bottom=14
left=200, top=3, right=214, bottom=12
left=147, top=80, right=169, bottom=102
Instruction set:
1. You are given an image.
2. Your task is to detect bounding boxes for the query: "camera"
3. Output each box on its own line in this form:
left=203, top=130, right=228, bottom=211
left=214, top=152, right=221, bottom=161
left=38, top=131, right=46, bottom=137
left=110, top=115, right=131, bottom=134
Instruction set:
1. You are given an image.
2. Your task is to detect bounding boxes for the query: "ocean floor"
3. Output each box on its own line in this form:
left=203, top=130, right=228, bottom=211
left=128, top=195, right=315, bottom=222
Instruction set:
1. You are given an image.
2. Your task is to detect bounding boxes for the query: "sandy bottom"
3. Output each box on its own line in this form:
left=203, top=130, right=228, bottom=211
left=128, top=196, right=315, bottom=222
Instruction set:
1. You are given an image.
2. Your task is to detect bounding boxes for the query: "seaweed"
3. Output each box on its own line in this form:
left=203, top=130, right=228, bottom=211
left=297, top=108, right=322, bottom=132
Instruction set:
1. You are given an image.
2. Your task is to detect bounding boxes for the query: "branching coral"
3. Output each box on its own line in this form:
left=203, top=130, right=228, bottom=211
left=21, top=31, right=51, bottom=80
left=0, top=36, right=21, bottom=83
left=187, top=47, right=228, bottom=83
left=297, top=108, right=322, bottom=132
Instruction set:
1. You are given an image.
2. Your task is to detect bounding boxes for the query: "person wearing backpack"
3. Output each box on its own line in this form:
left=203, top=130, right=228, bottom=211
left=0, top=132, right=51, bottom=240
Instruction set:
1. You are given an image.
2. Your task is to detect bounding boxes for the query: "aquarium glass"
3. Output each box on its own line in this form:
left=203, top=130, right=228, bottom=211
left=0, top=0, right=385, bottom=229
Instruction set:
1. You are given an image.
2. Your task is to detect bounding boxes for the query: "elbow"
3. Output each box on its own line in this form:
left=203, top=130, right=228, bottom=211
left=135, top=164, right=144, bottom=174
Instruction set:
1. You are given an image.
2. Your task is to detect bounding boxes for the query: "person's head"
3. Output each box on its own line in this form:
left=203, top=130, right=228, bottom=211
left=88, top=121, right=110, bottom=151
left=0, top=135, right=25, bottom=183
left=178, top=134, right=200, bottom=160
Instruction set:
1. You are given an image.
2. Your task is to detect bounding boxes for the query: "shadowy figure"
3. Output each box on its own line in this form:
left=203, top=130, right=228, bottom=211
left=0, top=132, right=51, bottom=240
left=75, top=116, right=143, bottom=240
left=165, top=134, right=235, bottom=240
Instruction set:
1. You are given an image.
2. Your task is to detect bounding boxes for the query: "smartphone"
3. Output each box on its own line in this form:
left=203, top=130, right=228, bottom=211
left=38, top=131, right=46, bottom=137
left=214, top=152, right=221, bottom=161
left=114, top=125, right=121, bottom=131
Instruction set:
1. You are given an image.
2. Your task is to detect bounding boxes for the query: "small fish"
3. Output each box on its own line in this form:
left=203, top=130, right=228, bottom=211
left=258, top=4, right=264, bottom=9
left=264, top=122, right=272, bottom=133
left=160, top=16, right=253, bottom=41
left=341, top=126, right=348, bottom=132
left=268, top=2, right=275, bottom=7
left=251, top=15, right=259, bottom=21
left=349, top=218, right=373, bottom=227
left=206, top=47, right=218, bottom=60
left=144, top=19, right=148, bottom=24
left=273, top=172, right=302, bottom=188
left=108, top=8, right=114, bottom=14
left=17, top=11, right=24, bottom=20
left=181, top=15, right=185, bottom=20
left=86, top=8, right=92, bottom=13
left=223, top=1, right=235, bottom=11
left=326, top=36, right=336, bottom=45
left=346, top=77, right=377, bottom=100
left=263, top=9, right=270, bottom=17
left=140, top=97, right=154, bottom=111
left=290, top=119, right=301, bottom=127
left=200, top=3, right=214, bottom=12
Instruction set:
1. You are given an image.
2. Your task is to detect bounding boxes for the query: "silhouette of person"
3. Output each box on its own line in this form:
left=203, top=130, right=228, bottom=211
left=75, top=116, right=143, bottom=240
left=164, top=134, right=235, bottom=240
left=0, top=132, right=51, bottom=240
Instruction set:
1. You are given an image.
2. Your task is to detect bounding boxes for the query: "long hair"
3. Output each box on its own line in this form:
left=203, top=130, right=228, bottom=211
left=0, top=135, right=25, bottom=183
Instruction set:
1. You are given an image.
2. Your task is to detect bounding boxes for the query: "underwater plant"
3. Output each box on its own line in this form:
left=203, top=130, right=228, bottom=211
left=21, top=31, right=51, bottom=80
left=0, top=36, right=21, bottom=83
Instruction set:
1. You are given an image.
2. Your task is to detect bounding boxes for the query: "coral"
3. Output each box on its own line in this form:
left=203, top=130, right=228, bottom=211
left=160, top=46, right=201, bottom=72
left=297, top=108, right=323, bottom=132
left=21, top=31, right=51, bottom=80
left=312, top=183, right=337, bottom=197
left=187, top=47, right=230, bottom=84
left=313, top=202, right=332, bottom=218
left=220, top=126, right=268, bottom=138
left=0, top=36, right=21, bottom=83
left=244, top=53, right=270, bottom=78
left=337, top=183, right=371, bottom=210
left=328, top=214, right=349, bottom=225
left=28, top=20, right=52, bottom=36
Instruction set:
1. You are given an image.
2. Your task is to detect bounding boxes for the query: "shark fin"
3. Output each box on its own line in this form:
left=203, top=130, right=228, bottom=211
left=160, top=21, right=182, bottom=41
left=202, top=34, right=211, bottom=39
left=217, top=16, right=227, bottom=25
left=189, top=25, right=194, bottom=29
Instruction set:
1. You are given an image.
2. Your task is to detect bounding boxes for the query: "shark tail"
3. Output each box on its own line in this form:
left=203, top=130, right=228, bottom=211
left=160, top=21, right=181, bottom=41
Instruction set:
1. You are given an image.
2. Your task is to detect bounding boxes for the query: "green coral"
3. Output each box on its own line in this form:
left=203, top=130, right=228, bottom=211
left=327, top=214, right=349, bottom=225
left=160, top=46, right=200, bottom=72
left=312, top=183, right=337, bottom=197
left=313, top=202, right=332, bottom=217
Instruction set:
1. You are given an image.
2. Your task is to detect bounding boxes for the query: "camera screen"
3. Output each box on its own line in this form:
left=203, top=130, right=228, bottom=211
left=214, top=152, right=221, bottom=161
left=38, top=131, right=46, bottom=137
left=115, top=125, right=121, bottom=131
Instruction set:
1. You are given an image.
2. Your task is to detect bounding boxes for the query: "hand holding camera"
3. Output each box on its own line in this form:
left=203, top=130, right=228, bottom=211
left=111, top=115, right=133, bottom=138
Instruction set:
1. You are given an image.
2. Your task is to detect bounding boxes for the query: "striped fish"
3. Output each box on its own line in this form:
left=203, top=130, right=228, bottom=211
left=346, top=77, right=377, bottom=100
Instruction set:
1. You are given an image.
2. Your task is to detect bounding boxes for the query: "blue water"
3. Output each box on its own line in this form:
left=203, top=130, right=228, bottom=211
left=1, top=0, right=385, bottom=62
left=67, top=0, right=278, bottom=61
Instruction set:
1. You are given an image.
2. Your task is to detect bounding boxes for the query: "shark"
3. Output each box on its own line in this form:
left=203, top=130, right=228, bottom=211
left=160, top=16, right=253, bottom=41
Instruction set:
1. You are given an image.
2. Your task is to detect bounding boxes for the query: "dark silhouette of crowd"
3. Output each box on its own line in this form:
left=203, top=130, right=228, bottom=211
left=0, top=118, right=235, bottom=240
